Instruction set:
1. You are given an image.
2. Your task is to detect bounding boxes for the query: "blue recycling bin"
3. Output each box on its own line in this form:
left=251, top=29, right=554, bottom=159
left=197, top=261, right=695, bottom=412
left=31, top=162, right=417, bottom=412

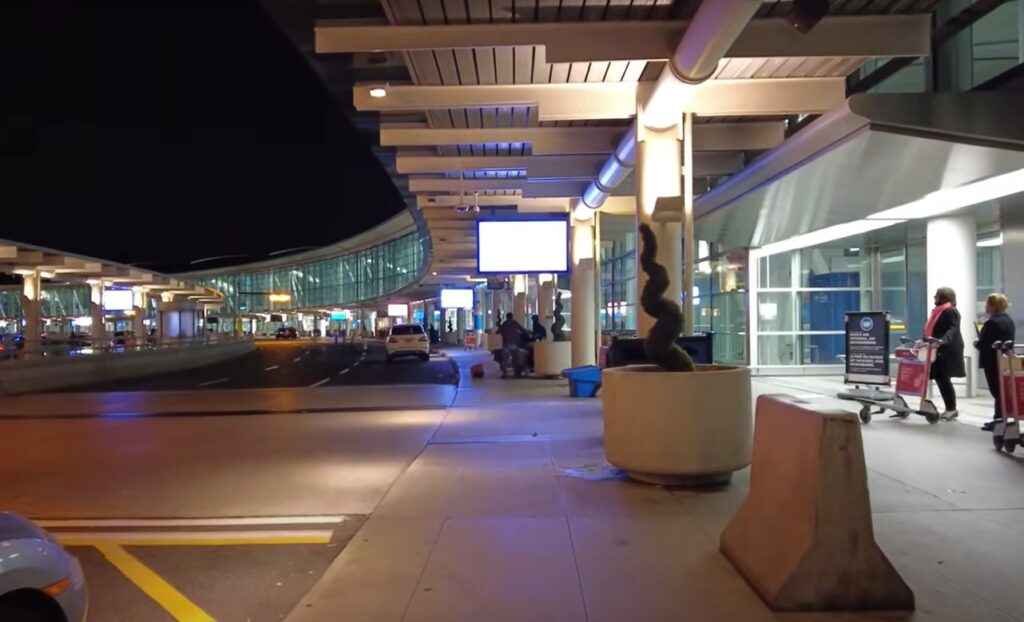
left=561, top=365, right=602, bottom=398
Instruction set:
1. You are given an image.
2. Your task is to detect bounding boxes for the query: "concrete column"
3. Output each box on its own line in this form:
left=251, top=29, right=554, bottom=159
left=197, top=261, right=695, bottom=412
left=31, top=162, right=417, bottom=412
left=89, top=282, right=105, bottom=344
left=491, top=289, right=502, bottom=330
left=635, top=118, right=683, bottom=337
left=513, top=275, right=527, bottom=325
left=439, top=307, right=448, bottom=343
left=456, top=308, right=466, bottom=344
left=132, top=288, right=147, bottom=342
left=474, top=289, right=484, bottom=336
left=538, top=277, right=555, bottom=336
left=682, top=112, right=695, bottom=336
left=1001, top=193, right=1024, bottom=328
left=571, top=219, right=597, bottom=367
left=926, top=214, right=977, bottom=394
left=20, top=271, right=42, bottom=352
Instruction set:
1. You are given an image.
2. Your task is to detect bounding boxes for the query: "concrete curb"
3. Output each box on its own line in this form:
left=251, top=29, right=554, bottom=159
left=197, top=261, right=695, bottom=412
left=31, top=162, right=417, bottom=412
left=435, top=350, right=461, bottom=387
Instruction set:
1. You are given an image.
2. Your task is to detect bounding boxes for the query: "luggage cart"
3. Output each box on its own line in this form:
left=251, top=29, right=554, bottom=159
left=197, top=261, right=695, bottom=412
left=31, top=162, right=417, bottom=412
left=992, top=341, right=1023, bottom=453
left=840, top=337, right=941, bottom=424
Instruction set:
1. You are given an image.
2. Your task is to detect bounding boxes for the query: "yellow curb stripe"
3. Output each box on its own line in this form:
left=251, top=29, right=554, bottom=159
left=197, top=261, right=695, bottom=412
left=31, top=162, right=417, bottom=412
left=63, top=535, right=330, bottom=547
left=95, top=544, right=215, bottom=622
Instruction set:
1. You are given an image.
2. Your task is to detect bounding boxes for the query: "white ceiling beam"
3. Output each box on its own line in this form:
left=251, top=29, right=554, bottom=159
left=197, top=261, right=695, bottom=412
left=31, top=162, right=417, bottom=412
left=355, top=78, right=843, bottom=120
left=685, top=78, right=845, bottom=116
left=355, top=83, right=637, bottom=121
left=397, top=154, right=606, bottom=178
left=382, top=122, right=783, bottom=154
left=383, top=126, right=624, bottom=155
left=407, top=152, right=740, bottom=184
left=409, top=176, right=589, bottom=198
left=419, top=195, right=570, bottom=211
left=318, top=15, right=929, bottom=64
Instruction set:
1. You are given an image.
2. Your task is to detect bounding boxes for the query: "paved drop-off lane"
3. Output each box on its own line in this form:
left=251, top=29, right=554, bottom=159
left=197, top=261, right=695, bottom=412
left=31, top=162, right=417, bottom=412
left=50, top=340, right=456, bottom=392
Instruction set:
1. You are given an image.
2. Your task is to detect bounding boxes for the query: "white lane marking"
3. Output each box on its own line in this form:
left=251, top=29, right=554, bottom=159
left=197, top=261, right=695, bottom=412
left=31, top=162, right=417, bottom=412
left=53, top=529, right=335, bottom=542
left=264, top=365, right=279, bottom=371
left=337, top=368, right=350, bottom=376
left=198, top=378, right=229, bottom=387
left=36, top=516, right=346, bottom=528
left=307, top=377, right=331, bottom=388
left=293, top=357, right=303, bottom=363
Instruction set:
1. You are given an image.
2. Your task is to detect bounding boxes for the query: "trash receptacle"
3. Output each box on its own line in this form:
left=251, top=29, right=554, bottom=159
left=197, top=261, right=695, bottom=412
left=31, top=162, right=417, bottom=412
left=561, top=365, right=602, bottom=398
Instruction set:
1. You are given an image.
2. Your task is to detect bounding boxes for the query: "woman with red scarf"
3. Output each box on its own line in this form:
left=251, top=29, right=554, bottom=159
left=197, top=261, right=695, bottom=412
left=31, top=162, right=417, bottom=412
left=925, top=287, right=966, bottom=420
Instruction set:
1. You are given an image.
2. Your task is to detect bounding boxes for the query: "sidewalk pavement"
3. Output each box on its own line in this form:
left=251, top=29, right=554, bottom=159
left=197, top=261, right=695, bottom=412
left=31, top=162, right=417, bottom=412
left=287, top=351, right=1024, bottom=622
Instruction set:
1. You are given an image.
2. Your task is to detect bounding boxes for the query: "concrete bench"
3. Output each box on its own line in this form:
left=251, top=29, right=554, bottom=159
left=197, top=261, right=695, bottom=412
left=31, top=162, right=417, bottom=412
left=720, top=395, right=914, bottom=612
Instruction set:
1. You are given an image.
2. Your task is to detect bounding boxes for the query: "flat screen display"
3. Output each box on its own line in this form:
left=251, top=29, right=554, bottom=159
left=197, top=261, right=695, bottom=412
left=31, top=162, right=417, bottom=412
left=440, top=289, right=474, bottom=309
left=387, top=303, right=409, bottom=318
left=104, top=288, right=134, bottom=311
left=330, top=311, right=348, bottom=321
left=477, top=219, right=569, bottom=274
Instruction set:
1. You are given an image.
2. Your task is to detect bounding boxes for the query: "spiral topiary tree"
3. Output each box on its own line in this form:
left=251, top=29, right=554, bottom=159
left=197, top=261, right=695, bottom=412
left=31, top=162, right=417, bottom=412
left=639, top=223, right=695, bottom=372
left=551, top=290, right=567, bottom=342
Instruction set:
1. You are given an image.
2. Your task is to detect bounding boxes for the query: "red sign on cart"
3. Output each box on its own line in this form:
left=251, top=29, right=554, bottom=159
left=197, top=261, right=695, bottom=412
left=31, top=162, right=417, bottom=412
left=896, top=359, right=928, bottom=396
left=1000, top=375, right=1024, bottom=418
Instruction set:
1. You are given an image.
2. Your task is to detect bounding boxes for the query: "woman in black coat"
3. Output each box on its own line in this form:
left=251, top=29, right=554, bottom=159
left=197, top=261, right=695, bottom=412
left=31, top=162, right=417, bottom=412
left=925, top=287, right=965, bottom=420
left=975, top=293, right=1016, bottom=431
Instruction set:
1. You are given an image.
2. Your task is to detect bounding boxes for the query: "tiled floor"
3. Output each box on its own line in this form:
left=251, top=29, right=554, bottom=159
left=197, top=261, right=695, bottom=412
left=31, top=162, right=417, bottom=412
left=287, top=353, right=1024, bottom=622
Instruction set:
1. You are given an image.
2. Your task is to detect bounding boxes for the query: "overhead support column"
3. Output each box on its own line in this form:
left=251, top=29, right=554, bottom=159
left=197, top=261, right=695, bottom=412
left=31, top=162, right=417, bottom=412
left=571, top=217, right=597, bottom=367
left=683, top=112, right=695, bottom=336
left=1002, top=194, right=1024, bottom=328
left=456, top=308, right=466, bottom=345
left=20, top=271, right=42, bottom=353
left=89, top=281, right=105, bottom=344
left=926, top=215, right=977, bottom=397
left=132, top=287, right=147, bottom=342
left=538, top=275, right=555, bottom=336
left=635, top=114, right=683, bottom=337
left=513, top=275, right=527, bottom=326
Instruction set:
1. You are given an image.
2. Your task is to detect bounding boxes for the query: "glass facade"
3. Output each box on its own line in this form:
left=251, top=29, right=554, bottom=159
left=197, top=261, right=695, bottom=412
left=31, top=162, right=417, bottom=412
left=599, top=228, right=637, bottom=333
left=753, top=246, right=872, bottom=368
left=0, top=285, right=91, bottom=320
left=195, top=232, right=426, bottom=314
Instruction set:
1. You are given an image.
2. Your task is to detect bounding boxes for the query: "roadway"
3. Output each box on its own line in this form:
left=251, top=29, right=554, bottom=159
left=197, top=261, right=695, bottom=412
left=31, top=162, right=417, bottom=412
left=62, top=339, right=457, bottom=392
left=0, top=338, right=459, bottom=621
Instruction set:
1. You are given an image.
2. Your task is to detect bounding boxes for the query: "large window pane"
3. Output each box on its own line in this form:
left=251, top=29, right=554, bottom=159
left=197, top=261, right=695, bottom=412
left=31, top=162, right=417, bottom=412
left=757, top=292, right=796, bottom=332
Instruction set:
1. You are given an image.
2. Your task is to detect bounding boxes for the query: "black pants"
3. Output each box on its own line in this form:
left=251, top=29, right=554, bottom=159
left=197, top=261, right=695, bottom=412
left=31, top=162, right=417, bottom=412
left=984, top=364, right=1002, bottom=420
left=933, top=372, right=957, bottom=412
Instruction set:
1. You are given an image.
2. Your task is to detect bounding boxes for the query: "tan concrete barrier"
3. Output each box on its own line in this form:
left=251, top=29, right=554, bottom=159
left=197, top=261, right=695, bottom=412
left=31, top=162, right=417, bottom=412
left=720, top=395, right=914, bottom=612
left=0, top=340, right=255, bottom=395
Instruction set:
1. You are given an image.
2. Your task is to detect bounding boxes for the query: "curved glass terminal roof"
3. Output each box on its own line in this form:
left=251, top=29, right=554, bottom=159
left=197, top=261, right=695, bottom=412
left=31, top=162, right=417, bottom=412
left=181, top=212, right=429, bottom=315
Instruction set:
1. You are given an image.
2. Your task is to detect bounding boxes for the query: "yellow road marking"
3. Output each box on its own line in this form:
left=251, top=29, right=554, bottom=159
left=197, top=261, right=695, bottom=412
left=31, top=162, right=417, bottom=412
left=95, top=543, right=216, bottom=622
left=61, top=535, right=331, bottom=547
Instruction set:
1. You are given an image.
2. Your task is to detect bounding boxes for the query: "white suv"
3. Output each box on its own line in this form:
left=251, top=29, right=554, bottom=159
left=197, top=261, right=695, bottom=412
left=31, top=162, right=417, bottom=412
left=385, top=324, right=430, bottom=362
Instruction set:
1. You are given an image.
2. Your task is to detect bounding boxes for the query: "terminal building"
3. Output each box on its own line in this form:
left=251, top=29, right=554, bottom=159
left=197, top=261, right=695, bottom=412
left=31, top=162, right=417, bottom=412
left=4, top=0, right=1024, bottom=396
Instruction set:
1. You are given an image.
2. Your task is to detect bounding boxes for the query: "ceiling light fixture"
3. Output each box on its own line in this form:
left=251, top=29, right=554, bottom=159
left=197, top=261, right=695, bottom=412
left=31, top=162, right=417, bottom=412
left=369, top=86, right=387, bottom=98
left=787, top=0, right=829, bottom=34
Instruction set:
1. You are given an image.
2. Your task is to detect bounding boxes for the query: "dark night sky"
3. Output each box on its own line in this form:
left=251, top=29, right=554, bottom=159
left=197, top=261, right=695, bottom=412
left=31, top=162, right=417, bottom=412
left=2, top=0, right=404, bottom=273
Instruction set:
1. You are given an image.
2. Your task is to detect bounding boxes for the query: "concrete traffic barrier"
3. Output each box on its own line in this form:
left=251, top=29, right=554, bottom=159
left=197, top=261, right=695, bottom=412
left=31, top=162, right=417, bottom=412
left=720, top=395, right=914, bottom=612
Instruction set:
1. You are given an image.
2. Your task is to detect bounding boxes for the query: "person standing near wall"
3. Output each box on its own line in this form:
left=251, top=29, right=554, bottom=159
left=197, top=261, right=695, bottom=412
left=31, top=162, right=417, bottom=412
left=925, top=287, right=966, bottom=421
left=975, top=293, right=1016, bottom=431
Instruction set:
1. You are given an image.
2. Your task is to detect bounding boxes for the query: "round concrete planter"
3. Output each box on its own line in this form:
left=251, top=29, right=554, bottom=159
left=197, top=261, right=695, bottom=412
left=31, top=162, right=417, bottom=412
left=534, top=341, right=572, bottom=377
left=602, top=364, right=753, bottom=486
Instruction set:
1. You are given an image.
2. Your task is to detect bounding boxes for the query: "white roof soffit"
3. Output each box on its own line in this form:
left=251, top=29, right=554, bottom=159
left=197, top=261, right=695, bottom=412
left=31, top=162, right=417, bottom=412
left=694, top=93, right=1024, bottom=250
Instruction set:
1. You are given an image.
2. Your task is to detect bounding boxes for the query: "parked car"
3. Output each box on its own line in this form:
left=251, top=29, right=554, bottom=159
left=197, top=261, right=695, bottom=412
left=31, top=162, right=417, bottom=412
left=0, top=512, right=87, bottom=622
left=275, top=326, right=299, bottom=340
left=385, top=324, right=430, bottom=362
